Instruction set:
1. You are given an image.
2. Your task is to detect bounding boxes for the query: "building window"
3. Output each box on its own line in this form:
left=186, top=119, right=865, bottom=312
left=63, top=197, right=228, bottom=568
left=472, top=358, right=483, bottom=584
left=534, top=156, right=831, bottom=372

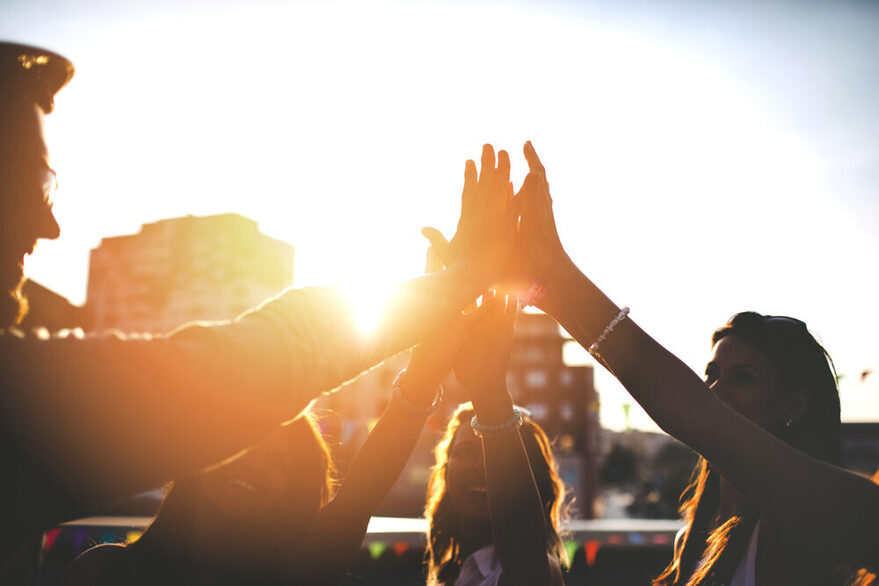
left=525, top=370, right=548, bottom=388
left=526, top=401, right=549, bottom=421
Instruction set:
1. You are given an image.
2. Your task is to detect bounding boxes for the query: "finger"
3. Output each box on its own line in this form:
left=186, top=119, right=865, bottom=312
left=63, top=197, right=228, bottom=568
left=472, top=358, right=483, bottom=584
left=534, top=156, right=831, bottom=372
left=508, top=182, right=522, bottom=219
left=425, top=246, right=441, bottom=273
left=421, top=227, right=454, bottom=267
left=462, top=159, right=477, bottom=216
left=523, top=140, right=546, bottom=176
left=517, top=172, right=541, bottom=217
left=496, top=149, right=511, bottom=187
left=480, top=289, right=503, bottom=315
left=536, top=176, right=555, bottom=217
left=516, top=170, right=540, bottom=199
left=479, top=143, right=496, bottom=184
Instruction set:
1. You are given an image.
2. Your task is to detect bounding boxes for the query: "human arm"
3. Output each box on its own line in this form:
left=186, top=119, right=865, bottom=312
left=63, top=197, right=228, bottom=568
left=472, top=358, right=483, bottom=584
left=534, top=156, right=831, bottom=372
left=517, top=141, right=879, bottom=571
left=455, top=293, right=564, bottom=586
left=293, top=312, right=472, bottom=585
left=294, top=145, right=517, bottom=583
left=0, top=145, right=517, bottom=528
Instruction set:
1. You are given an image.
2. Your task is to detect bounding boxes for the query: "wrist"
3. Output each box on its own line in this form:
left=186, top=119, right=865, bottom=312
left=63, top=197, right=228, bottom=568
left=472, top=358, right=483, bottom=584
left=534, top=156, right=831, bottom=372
left=470, top=385, right=514, bottom=425
left=535, top=256, right=584, bottom=315
left=455, top=256, right=496, bottom=294
left=393, top=369, right=443, bottom=415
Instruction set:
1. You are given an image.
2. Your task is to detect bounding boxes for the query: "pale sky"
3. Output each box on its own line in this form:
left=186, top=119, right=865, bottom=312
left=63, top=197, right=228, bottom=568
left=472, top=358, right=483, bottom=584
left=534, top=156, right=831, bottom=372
left=3, top=0, right=878, bottom=431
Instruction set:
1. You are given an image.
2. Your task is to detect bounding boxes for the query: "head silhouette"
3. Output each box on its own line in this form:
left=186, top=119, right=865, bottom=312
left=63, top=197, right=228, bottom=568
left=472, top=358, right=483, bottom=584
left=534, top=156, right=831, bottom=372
left=134, top=412, right=334, bottom=571
left=655, top=311, right=842, bottom=585
left=0, top=42, right=73, bottom=326
left=709, top=312, right=841, bottom=464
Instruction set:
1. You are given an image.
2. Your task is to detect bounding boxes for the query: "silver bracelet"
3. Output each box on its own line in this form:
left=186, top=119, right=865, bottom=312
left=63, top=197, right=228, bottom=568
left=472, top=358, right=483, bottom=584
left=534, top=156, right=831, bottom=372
left=470, top=407, right=525, bottom=439
left=391, top=368, right=443, bottom=415
left=587, top=306, right=630, bottom=359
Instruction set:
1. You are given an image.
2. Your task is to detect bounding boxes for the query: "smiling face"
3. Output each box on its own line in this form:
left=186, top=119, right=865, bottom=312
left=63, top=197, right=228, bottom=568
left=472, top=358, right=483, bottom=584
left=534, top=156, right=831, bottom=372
left=704, top=335, right=790, bottom=433
left=0, top=100, right=61, bottom=326
left=445, top=422, right=490, bottom=521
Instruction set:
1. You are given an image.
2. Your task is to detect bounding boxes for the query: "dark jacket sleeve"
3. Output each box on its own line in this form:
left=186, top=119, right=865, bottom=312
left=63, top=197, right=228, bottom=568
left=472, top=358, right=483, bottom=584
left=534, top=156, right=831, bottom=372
left=0, top=285, right=401, bottom=528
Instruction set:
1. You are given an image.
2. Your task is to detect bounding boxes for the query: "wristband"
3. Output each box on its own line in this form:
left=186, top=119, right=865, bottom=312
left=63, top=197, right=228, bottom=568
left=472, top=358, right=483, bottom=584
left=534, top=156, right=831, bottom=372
left=470, top=407, right=525, bottom=439
left=587, top=306, right=630, bottom=359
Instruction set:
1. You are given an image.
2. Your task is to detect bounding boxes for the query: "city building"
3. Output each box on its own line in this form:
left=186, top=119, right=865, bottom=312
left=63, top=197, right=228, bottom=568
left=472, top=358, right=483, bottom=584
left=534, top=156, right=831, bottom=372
left=86, top=213, right=294, bottom=333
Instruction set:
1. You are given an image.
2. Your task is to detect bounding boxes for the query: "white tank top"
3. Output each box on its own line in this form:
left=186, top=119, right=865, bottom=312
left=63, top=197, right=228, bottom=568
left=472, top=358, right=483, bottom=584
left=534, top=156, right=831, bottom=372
left=729, top=518, right=761, bottom=586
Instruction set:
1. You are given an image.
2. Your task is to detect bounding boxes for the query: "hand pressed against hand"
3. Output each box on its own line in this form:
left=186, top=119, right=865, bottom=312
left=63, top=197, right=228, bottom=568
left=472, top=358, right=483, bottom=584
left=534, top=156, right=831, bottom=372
left=454, top=291, right=518, bottom=401
left=398, top=242, right=479, bottom=407
left=516, top=141, right=571, bottom=288
left=400, top=313, right=473, bottom=407
left=422, top=144, right=517, bottom=284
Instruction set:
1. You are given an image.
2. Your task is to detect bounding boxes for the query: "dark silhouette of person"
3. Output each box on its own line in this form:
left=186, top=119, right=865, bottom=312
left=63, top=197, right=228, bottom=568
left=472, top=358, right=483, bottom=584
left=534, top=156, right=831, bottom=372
left=0, top=41, right=517, bottom=583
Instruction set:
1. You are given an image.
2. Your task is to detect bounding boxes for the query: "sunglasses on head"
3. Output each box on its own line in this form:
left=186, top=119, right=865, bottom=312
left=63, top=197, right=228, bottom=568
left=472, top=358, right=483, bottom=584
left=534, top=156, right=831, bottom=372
left=763, top=315, right=808, bottom=329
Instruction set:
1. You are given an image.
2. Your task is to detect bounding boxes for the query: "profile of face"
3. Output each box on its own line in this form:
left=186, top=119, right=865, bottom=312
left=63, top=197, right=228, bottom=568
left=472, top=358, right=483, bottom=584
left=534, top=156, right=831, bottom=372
left=445, top=422, right=490, bottom=522
left=0, top=100, right=61, bottom=326
left=704, top=335, right=793, bottom=433
left=193, top=418, right=328, bottom=551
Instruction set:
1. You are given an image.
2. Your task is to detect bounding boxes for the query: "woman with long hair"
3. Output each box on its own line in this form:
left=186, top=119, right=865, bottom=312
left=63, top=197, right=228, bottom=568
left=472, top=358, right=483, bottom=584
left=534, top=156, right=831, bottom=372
left=482, top=141, right=879, bottom=584
left=652, top=312, right=851, bottom=585
left=424, top=399, right=568, bottom=585
left=66, top=412, right=334, bottom=585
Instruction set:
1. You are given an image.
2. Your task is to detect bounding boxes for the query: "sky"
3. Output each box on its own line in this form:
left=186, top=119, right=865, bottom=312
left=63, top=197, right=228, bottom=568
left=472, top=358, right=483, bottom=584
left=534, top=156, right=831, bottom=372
left=2, top=0, right=878, bottom=431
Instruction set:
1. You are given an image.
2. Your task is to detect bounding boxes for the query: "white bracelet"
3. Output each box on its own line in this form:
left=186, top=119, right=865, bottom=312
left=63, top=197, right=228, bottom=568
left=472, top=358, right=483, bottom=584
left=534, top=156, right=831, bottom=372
left=587, top=306, right=630, bottom=359
left=391, top=369, right=443, bottom=415
left=470, top=407, right=525, bottom=439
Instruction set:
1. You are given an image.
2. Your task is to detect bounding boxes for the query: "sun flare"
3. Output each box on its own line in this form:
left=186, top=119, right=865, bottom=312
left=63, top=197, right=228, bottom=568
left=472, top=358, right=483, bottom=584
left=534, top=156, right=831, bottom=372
left=340, top=278, right=400, bottom=336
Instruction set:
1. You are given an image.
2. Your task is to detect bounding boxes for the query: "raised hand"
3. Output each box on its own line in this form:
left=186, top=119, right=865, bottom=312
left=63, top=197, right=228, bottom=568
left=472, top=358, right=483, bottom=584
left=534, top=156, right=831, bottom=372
left=454, top=291, right=518, bottom=412
left=422, top=144, right=517, bottom=287
left=516, top=141, right=573, bottom=294
left=399, top=313, right=472, bottom=406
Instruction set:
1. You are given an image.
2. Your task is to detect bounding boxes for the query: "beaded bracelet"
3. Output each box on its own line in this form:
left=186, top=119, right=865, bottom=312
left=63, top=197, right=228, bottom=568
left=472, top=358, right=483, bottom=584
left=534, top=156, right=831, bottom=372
left=391, top=368, right=443, bottom=415
left=587, top=306, right=630, bottom=359
left=470, top=407, right=525, bottom=439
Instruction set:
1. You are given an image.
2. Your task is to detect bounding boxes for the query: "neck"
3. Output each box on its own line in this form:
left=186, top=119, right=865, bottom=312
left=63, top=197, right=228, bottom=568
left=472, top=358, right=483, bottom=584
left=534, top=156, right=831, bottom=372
left=457, top=518, right=493, bottom=561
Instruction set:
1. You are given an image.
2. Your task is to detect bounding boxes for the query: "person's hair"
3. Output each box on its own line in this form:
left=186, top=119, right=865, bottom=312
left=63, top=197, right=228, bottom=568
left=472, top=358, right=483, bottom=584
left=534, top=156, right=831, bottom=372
left=424, top=403, right=568, bottom=585
left=130, top=410, right=335, bottom=566
left=654, top=311, right=842, bottom=586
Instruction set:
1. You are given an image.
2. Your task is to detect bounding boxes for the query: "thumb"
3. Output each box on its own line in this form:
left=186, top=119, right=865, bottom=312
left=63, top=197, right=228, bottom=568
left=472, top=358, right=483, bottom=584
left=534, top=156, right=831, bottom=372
left=421, top=226, right=454, bottom=268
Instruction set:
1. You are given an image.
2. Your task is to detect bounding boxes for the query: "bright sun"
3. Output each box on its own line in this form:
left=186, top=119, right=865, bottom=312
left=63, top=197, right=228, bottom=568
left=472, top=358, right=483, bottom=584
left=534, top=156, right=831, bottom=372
left=340, top=278, right=400, bottom=335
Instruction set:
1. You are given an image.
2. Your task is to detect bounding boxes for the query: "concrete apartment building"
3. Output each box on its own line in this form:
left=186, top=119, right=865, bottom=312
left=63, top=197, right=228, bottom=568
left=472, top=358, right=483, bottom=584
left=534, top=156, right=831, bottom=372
left=86, top=213, right=295, bottom=333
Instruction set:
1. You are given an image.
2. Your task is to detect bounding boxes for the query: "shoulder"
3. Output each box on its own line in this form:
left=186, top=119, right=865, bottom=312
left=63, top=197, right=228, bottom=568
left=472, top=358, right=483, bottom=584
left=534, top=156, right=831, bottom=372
left=496, top=553, right=564, bottom=586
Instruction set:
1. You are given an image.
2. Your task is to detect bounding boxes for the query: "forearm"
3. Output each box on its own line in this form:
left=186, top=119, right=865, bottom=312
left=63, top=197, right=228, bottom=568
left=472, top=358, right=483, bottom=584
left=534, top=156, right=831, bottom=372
left=329, top=395, right=428, bottom=521
left=474, top=387, right=553, bottom=585
left=539, top=260, right=712, bottom=441
left=236, top=260, right=487, bottom=402
left=298, top=396, right=429, bottom=583
left=2, top=262, right=484, bottom=501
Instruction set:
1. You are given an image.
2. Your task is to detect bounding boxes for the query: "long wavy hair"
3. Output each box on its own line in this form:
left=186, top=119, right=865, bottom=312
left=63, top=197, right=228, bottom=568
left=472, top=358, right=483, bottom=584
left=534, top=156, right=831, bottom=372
left=424, top=403, right=568, bottom=585
left=654, top=312, right=844, bottom=586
